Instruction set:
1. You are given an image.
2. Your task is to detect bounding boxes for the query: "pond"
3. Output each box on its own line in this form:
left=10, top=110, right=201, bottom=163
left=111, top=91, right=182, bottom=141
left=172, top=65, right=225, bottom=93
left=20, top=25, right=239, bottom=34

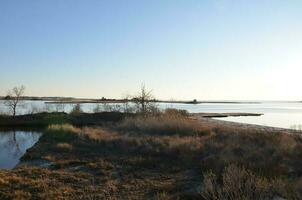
left=0, top=130, right=42, bottom=169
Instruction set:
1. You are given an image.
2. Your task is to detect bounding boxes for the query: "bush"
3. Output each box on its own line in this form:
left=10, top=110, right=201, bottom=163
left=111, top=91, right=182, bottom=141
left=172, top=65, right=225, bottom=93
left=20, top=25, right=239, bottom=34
left=70, top=104, right=82, bottom=115
left=201, top=164, right=297, bottom=200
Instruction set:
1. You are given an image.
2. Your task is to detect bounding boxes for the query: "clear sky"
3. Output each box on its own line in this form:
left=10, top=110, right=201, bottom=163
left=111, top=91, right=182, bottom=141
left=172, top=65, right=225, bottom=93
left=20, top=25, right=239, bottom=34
left=1, top=0, right=302, bottom=100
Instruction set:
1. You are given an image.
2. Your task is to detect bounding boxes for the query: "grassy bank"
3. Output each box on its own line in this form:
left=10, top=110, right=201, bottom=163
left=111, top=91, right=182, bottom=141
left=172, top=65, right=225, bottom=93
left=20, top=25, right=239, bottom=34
left=1, top=111, right=302, bottom=199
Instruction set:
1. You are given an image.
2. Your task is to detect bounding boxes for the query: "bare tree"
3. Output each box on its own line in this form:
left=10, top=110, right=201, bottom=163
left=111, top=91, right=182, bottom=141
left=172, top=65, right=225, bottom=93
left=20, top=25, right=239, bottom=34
left=133, top=84, right=157, bottom=114
left=5, top=85, right=26, bottom=116
left=70, top=103, right=82, bottom=115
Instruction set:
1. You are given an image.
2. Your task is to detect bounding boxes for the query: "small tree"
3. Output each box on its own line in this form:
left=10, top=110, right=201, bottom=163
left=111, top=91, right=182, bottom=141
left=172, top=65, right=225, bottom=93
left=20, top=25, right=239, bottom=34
left=5, top=85, right=26, bottom=116
left=70, top=103, right=82, bottom=115
left=133, top=84, right=157, bottom=114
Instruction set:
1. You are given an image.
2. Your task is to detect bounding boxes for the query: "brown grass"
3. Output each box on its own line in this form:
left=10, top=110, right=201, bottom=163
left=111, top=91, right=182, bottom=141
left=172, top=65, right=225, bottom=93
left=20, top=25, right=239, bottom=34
left=43, top=122, right=302, bottom=181
left=201, top=164, right=299, bottom=200
left=56, top=143, right=73, bottom=152
left=2, top=113, right=302, bottom=199
left=47, top=124, right=80, bottom=134
left=117, top=112, right=212, bottom=136
left=80, top=127, right=119, bottom=142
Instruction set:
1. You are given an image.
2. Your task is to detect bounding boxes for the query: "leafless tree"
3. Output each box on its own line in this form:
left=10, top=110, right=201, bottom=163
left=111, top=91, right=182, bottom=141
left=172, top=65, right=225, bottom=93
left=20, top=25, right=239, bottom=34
left=5, top=85, right=26, bottom=116
left=133, top=84, right=157, bottom=114
left=70, top=103, right=82, bottom=115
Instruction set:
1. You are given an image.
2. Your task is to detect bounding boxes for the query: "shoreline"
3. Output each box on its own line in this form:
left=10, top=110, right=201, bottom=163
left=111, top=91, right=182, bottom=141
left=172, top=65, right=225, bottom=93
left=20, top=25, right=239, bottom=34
left=191, top=114, right=302, bottom=135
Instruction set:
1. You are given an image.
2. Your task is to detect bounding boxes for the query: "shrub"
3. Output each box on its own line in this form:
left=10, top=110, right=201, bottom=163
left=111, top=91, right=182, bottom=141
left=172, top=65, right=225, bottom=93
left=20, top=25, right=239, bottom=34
left=201, top=164, right=296, bottom=200
left=70, top=104, right=82, bottom=115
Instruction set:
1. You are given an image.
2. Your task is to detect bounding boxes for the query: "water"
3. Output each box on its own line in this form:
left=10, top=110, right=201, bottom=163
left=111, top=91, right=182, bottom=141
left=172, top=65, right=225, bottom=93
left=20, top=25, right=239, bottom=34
left=161, top=101, right=302, bottom=129
left=1, top=100, right=302, bottom=129
left=0, top=130, right=42, bottom=169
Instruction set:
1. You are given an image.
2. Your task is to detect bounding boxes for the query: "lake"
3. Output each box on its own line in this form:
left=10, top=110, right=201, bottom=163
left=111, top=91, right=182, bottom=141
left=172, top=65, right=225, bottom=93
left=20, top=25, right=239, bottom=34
left=1, top=100, right=302, bottom=129
left=0, top=130, right=42, bottom=169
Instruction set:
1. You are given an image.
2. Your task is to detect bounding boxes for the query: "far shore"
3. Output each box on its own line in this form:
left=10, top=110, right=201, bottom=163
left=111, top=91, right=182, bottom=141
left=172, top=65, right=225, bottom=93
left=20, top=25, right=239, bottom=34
left=0, top=96, right=261, bottom=104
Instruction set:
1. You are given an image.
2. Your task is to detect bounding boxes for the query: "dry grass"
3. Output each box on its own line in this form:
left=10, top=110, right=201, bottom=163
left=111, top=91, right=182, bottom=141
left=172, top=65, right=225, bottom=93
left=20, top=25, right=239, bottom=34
left=56, top=143, right=73, bottom=152
left=0, top=168, right=107, bottom=200
left=200, top=129, right=302, bottom=179
left=80, top=127, right=119, bottom=142
left=118, top=112, right=212, bottom=136
left=44, top=121, right=302, bottom=181
left=2, top=113, right=302, bottom=199
left=201, top=164, right=299, bottom=200
left=47, top=124, right=80, bottom=134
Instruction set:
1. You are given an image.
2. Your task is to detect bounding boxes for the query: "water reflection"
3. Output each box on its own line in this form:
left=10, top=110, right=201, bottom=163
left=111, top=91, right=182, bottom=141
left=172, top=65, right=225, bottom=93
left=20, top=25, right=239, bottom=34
left=0, top=131, right=42, bottom=169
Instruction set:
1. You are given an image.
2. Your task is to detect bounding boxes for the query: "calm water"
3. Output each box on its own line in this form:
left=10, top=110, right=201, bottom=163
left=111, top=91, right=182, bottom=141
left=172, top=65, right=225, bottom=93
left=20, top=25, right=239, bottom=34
left=165, top=102, right=302, bottom=129
left=0, top=131, right=42, bottom=169
left=1, top=100, right=302, bottom=129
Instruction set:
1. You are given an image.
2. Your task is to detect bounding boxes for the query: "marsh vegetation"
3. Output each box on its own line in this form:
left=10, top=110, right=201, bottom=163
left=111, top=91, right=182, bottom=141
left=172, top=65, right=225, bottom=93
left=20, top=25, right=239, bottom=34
left=1, top=86, right=302, bottom=199
left=0, top=109, right=301, bottom=199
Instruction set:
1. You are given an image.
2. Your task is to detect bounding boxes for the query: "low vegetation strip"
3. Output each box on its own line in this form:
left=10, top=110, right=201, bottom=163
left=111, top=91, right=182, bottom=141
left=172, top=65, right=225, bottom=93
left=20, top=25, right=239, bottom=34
left=0, top=112, right=132, bottom=127
left=192, top=112, right=263, bottom=118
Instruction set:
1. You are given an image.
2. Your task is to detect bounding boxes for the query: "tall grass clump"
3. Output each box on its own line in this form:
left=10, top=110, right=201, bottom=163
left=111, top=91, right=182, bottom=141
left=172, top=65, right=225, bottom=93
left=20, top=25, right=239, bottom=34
left=80, top=127, right=119, bottom=142
left=117, top=110, right=211, bottom=136
left=46, top=124, right=81, bottom=144
left=56, top=143, right=73, bottom=152
left=47, top=124, right=81, bottom=134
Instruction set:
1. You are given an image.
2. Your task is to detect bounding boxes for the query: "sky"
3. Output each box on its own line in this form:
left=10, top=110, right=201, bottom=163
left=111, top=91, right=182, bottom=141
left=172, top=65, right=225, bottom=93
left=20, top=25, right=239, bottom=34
left=0, top=0, right=302, bottom=101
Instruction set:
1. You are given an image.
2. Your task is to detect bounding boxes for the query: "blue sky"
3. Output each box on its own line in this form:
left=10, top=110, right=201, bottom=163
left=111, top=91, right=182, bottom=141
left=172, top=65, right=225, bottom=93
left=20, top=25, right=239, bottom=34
left=1, top=0, right=302, bottom=100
